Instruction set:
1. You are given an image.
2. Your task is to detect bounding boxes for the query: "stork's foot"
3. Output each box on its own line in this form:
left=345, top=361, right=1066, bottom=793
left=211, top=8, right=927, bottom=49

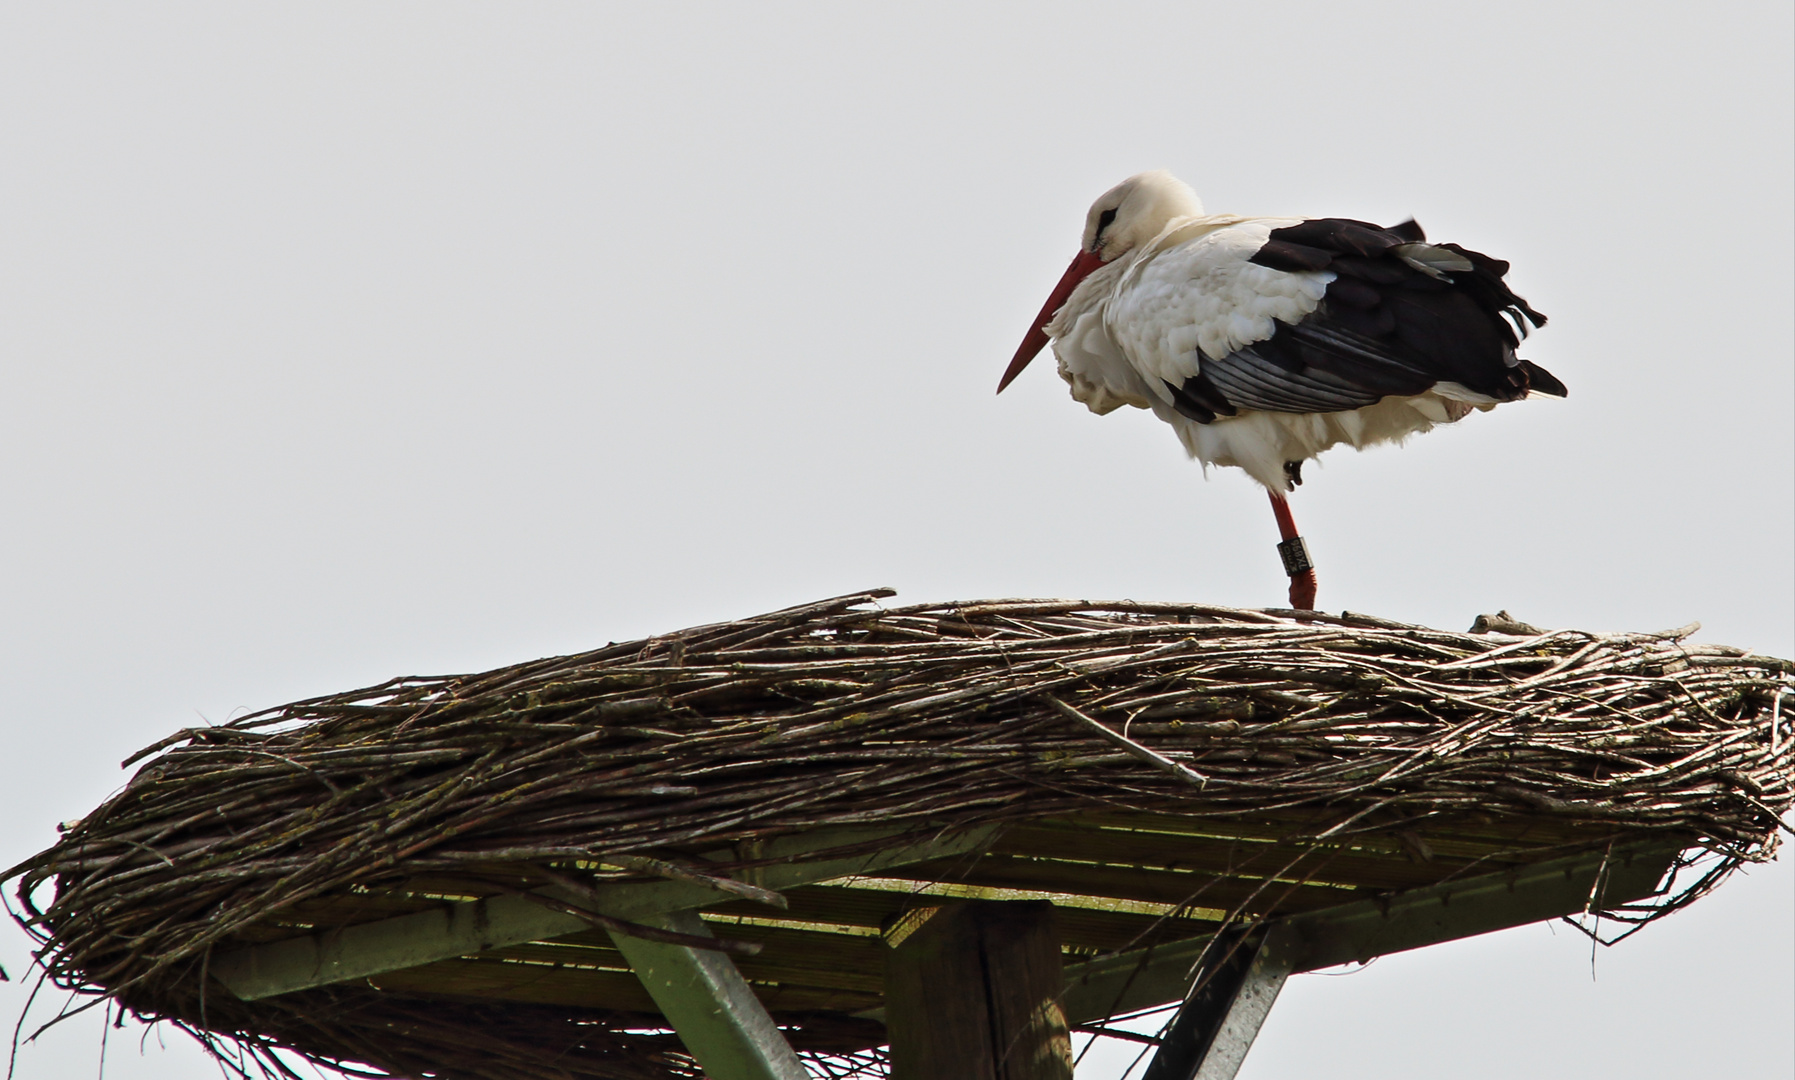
left=1268, top=491, right=1318, bottom=611
left=1288, top=568, right=1318, bottom=611
left=1276, top=536, right=1317, bottom=610
left=1283, top=460, right=1304, bottom=489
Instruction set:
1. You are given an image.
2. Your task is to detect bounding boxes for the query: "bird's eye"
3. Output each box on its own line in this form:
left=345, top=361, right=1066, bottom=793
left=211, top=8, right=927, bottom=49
left=1097, top=208, right=1117, bottom=236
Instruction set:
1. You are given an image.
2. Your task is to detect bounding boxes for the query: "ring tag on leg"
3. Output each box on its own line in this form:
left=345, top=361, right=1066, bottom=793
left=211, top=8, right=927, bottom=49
left=1276, top=536, right=1313, bottom=576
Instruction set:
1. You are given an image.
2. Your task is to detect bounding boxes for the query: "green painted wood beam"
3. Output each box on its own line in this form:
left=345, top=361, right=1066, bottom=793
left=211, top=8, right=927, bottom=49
left=1285, top=838, right=1682, bottom=971
left=608, top=910, right=809, bottom=1080
left=213, top=824, right=996, bottom=1001
left=1061, top=840, right=1683, bottom=1024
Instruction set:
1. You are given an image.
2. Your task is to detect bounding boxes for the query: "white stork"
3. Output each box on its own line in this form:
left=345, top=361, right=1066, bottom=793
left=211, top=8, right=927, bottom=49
left=998, top=171, right=1565, bottom=610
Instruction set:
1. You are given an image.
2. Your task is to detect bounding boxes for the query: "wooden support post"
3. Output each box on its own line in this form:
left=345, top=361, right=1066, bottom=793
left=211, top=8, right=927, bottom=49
left=884, top=900, right=1072, bottom=1080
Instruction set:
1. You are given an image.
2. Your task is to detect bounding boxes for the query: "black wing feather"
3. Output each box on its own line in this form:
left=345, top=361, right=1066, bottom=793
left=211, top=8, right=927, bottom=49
left=1197, top=346, right=1389, bottom=414
left=1168, top=217, right=1563, bottom=421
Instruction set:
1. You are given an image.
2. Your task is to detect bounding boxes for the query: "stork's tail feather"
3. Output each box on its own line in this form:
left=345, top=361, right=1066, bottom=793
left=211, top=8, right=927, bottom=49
left=1437, top=242, right=1548, bottom=343
left=1519, top=360, right=1568, bottom=398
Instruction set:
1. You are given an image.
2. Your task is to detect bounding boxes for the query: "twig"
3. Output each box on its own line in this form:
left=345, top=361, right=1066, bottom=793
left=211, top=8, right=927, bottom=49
left=1042, top=696, right=1209, bottom=788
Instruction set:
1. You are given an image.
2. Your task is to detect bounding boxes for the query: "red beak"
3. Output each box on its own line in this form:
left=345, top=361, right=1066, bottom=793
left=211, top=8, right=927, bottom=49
left=997, top=248, right=1107, bottom=393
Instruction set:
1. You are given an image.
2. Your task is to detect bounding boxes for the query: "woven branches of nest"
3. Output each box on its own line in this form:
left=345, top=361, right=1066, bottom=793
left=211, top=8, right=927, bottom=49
left=8, top=590, right=1793, bottom=1080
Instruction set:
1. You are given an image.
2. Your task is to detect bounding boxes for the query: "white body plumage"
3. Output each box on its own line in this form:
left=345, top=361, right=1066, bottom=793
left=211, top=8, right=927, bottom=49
left=1049, top=207, right=1495, bottom=492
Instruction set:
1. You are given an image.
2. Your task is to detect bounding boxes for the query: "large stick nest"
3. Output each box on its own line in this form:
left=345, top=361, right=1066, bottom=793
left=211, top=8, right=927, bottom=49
left=8, top=591, right=1793, bottom=1080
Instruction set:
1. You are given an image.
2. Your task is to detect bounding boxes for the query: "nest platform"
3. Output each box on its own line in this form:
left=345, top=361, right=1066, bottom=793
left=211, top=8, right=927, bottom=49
left=8, top=591, right=1792, bottom=1080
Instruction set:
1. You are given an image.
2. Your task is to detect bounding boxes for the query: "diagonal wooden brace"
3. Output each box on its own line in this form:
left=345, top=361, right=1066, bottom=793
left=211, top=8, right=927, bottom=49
left=1140, top=924, right=1298, bottom=1080
left=607, top=910, right=808, bottom=1080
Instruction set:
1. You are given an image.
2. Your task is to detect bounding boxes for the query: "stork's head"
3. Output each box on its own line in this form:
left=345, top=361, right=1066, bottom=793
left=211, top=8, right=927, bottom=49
left=999, top=171, right=1203, bottom=393
left=1080, top=170, right=1203, bottom=264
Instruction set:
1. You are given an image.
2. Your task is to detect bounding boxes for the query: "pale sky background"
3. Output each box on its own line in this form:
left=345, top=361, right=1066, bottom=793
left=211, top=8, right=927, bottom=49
left=1, top=4, right=1789, bottom=1078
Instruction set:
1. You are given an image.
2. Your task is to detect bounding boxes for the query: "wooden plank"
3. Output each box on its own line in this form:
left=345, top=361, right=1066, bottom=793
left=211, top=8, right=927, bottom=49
left=703, top=884, right=1221, bottom=953
left=371, top=958, right=660, bottom=1012
left=462, top=912, right=1215, bottom=1003
left=473, top=926, right=892, bottom=998
left=880, top=854, right=1361, bottom=914
left=1063, top=810, right=1624, bottom=855
left=991, top=823, right=1496, bottom=891
left=1062, top=934, right=1216, bottom=1024
left=1026, top=812, right=1624, bottom=866
left=375, top=953, right=883, bottom=1014
left=1058, top=840, right=1683, bottom=1025
left=364, top=841, right=1684, bottom=1030
left=241, top=892, right=450, bottom=935
left=212, top=823, right=996, bottom=1000
left=1286, top=840, right=1681, bottom=970
left=885, top=901, right=1072, bottom=1080
left=374, top=923, right=895, bottom=1014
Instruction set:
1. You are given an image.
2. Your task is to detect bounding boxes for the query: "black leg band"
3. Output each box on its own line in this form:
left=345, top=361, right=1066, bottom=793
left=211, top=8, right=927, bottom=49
left=1277, top=536, right=1313, bottom=576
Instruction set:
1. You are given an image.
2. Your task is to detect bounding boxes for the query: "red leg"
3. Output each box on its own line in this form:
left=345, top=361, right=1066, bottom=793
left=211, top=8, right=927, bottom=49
left=1268, top=492, right=1318, bottom=611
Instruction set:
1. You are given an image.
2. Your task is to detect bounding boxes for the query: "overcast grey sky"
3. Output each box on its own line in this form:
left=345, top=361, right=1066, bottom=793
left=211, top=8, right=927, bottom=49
left=1, top=4, right=1789, bottom=1078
